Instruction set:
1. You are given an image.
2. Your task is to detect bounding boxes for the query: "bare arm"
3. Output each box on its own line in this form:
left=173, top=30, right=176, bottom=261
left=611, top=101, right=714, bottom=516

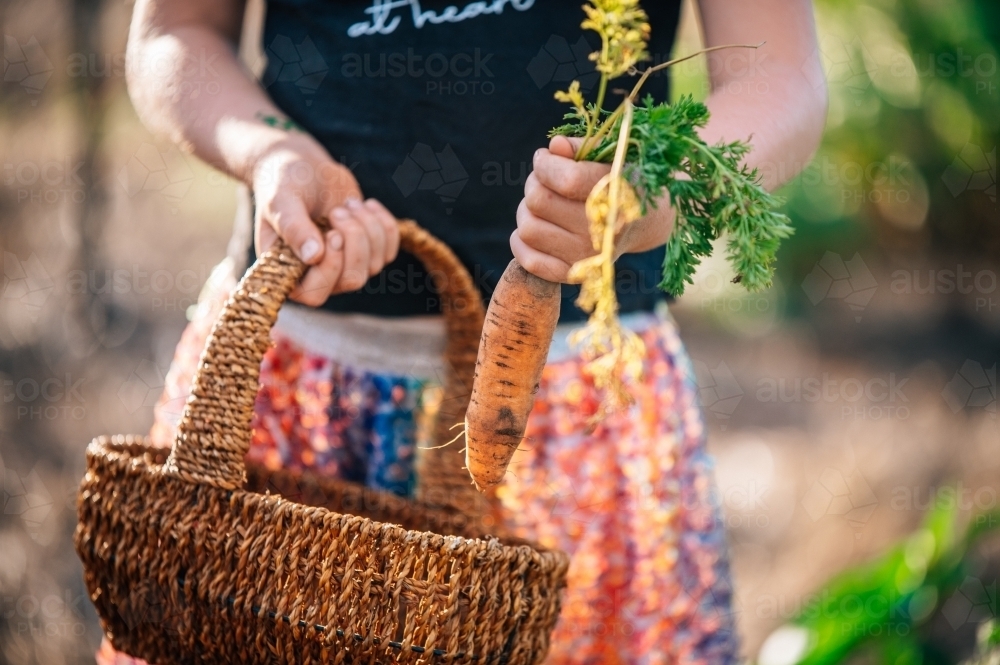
left=697, top=0, right=828, bottom=191
left=128, top=0, right=261, bottom=181
left=126, top=0, right=399, bottom=304
left=515, top=0, right=827, bottom=279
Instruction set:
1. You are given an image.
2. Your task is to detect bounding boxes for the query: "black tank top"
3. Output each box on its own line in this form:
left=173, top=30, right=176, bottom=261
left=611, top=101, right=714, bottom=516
left=253, top=0, right=683, bottom=321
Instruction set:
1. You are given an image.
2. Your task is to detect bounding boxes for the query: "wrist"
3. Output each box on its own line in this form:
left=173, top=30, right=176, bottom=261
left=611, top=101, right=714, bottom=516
left=222, top=120, right=324, bottom=187
left=620, top=205, right=675, bottom=254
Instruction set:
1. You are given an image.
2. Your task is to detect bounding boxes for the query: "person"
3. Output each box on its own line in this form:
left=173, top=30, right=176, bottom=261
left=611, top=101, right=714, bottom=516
left=106, top=0, right=827, bottom=662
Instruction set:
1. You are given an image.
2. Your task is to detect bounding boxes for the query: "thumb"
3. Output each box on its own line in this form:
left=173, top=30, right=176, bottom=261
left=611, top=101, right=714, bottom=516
left=268, top=194, right=326, bottom=265
left=548, top=135, right=584, bottom=159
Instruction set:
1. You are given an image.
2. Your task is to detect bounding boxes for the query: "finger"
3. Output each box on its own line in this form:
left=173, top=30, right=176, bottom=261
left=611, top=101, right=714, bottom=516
left=548, top=135, right=584, bottom=159
left=263, top=193, right=325, bottom=264
left=329, top=207, right=371, bottom=292
left=344, top=198, right=386, bottom=276
left=523, top=172, right=591, bottom=236
left=532, top=147, right=611, bottom=201
left=363, top=198, right=400, bottom=264
left=291, top=231, right=345, bottom=306
left=510, top=229, right=571, bottom=283
left=516, top=199, right=593, bottom=266
left=551, top=135, right=601, bottom=161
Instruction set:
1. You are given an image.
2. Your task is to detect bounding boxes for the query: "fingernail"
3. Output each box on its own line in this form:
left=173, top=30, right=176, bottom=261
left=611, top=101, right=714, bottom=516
left=345, top=198, right=362, bottom=209
left=300, top=238, right=321, bottom=262
left=328, top=232, right=343, bottom=251
left=331, top=207, right=349, bottom=218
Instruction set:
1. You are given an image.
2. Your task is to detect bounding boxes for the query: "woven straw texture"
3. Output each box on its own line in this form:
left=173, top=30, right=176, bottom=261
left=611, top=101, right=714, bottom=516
left=75, top=221, right=569, bottom=664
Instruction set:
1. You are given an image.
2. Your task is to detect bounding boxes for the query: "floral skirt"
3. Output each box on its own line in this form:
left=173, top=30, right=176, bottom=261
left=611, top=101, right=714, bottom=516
left=100, top=261, right=739, bottom=665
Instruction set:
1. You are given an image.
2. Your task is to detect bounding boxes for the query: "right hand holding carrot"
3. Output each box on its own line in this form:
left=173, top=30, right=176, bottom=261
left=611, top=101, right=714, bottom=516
left=250, top=134, right=400, bottom=306
left=514, top=135, right=675, bottom=283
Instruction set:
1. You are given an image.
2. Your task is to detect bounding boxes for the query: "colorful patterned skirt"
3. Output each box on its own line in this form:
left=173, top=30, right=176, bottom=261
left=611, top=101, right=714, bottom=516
left=99, top=259, right=739, bottom=665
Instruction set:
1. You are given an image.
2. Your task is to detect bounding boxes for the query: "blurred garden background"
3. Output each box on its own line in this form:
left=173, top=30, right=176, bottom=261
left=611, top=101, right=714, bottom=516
left=1, top=0, right=998, bottom=662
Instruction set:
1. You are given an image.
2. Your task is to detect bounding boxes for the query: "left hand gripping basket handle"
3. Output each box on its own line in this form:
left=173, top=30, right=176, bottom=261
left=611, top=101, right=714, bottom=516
left=164, top=220, right=486, bottom=493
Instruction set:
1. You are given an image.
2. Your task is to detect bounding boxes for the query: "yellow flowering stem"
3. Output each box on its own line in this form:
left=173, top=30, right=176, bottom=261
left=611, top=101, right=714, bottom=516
left=577, top=98, right=625, bottom=161
left=603, top=98, right=634, bottom=265
left=578, top=42, right=763, bottom=162
left=576, top=98, right=636, bottom=416
left=577, top=73, right=610, bottom=161
left=577, top=30, right=612, bottom=160
left=600, top=100, right=634, bottom=378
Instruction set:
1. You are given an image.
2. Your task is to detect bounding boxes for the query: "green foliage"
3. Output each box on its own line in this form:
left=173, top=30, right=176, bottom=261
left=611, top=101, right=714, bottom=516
left=779, top=0, right=1000, bottom=305
left=765, top=502, right=1000, bottom=665
left=551, top=95, right=793, bottom=295
left=964, top=621, right=1000, bottom=665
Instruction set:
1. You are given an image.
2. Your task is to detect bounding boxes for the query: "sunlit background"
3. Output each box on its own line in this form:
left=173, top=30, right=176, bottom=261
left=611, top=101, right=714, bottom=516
left=1, top=0, right=998, bottom=662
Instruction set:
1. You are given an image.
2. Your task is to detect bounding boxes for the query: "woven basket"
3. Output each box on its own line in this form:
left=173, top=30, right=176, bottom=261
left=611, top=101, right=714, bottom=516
left=75, top=220, right=569, bottom=664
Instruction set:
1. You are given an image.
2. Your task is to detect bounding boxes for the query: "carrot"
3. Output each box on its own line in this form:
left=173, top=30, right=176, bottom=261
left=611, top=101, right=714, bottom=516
left=465, top=259, right=561, bottom=490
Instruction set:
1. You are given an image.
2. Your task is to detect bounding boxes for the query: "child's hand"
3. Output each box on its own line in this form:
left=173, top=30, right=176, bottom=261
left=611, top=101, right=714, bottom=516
left=512, top=135, right=674, bottom=282
left=251, top=135, right=400, bottom=306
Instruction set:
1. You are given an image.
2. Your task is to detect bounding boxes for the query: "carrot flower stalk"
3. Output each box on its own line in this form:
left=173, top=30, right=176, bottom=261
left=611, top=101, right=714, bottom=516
left=567, top=99, right=645, bottom=418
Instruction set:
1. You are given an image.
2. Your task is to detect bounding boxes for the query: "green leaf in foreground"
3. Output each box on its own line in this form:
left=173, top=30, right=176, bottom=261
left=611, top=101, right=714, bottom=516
left=758, top=503, right=1000, bottom=665
left=551, top=94, right=794, bottom=295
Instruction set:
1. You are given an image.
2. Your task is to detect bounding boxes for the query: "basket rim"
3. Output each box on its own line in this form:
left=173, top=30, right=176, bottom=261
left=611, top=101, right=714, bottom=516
left=85, top=434, right=568, bottom=566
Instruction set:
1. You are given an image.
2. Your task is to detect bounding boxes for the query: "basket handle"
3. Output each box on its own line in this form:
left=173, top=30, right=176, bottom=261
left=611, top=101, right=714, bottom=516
left=164, top=220, right=486, bottom=513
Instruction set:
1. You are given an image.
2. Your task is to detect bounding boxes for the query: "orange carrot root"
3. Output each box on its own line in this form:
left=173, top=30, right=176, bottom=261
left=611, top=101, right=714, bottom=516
left=465, top=260, right=561, bottom=490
